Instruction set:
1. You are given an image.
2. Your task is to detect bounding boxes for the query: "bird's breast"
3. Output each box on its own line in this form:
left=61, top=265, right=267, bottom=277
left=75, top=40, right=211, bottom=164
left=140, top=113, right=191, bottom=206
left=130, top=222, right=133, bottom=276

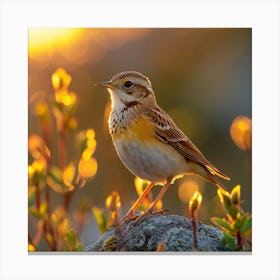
left=111, top=117, right=188, bottom=183
left=112, top=117, right=156, bottom=142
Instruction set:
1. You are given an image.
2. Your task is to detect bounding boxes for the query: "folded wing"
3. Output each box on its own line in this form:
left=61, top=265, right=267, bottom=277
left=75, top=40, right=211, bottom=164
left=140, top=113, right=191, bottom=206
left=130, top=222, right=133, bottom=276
left=143, top=106, right=230, bottom=181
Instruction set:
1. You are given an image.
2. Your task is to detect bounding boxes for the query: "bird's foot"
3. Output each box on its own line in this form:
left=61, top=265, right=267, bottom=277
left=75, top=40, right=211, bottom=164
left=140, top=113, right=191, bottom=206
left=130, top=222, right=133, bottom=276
left=151, top=209, right=169, bottom=216
left=120, top=210, right=141, bottom=224
left=132, top=208, right=169, bottom=225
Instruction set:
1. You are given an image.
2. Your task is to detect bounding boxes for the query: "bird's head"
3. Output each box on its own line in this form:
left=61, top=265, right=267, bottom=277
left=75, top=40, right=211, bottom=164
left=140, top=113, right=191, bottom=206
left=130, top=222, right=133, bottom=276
left=95, top=71, right=157, bottom=109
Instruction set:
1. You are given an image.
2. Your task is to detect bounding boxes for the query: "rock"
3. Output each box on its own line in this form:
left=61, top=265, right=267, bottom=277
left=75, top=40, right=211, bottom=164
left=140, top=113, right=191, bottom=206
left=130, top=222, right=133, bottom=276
left=85, top=214, right=229, bottom=252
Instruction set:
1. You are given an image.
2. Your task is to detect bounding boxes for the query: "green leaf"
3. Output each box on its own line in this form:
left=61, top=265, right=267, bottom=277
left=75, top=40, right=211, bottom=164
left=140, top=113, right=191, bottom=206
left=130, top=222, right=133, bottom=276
left=92, top=206, right=109, bottom=234
left=75, top=243, right=84, bottom=251
left=77, top=131, right=88, bottom=153
left=222, top=231, right=236, bottom=251
left=227, top=205, right=239, bottom=220
left=65, top=229, right=84, bottom=251
left=39, top=201, right=48, bottom=216
left=66, top=229, right=77, bottom=247
left=29, top=207, right=41, bottom=219
left=233, top=215, right=246, bottom=231
left=28, top=189, right=35, bottom=207
left=47, top=166, right=74, bottom=193
left=240, top=216, right=252, bottom=235
left=211, top=217, right=232, bottom=231
left=217, top=189, right=231, bottom=211
left=49, top=166, right=63, bottom=184
left=230, top=185, right=241, bottom=205
left=80, top=138, right=87, bottom=153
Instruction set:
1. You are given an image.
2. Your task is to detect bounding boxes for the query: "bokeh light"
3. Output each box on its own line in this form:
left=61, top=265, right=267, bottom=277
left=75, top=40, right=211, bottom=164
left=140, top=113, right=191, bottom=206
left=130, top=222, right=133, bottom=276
left=29, top=28, right=251, bottom=248
left=78, top=158, right=97, bottom=179
left=230, top=115, right=252, bottom=151
left=178, top=178, right=202, bottom=204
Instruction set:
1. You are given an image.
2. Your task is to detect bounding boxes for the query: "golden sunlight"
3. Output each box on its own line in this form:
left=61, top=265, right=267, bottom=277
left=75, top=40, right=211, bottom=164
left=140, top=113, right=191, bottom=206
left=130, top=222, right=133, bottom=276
left=29, top=28, right=82, bottom=56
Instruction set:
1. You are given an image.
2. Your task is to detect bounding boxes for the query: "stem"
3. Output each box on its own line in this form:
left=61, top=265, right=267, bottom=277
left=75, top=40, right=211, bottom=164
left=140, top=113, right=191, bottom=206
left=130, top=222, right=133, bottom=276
left=36, top=104, right=57, bottom=250
left=191, top=211, right=198, bottom=250
left=33, top=220, right=44, bottom=245
left=64, top=190, right=75, bottom=212
left=45, top=185, right=50, bottom=214
left=44, top=187, right=57, bottom=251
left=28, top=232, right=34, bottom=246
left=236, top=231, right=243, bottom=251
left=44, top=144, right=57, bottom=250
left=76, top=219, right=84, bottom=239
left=76, top=208, right=86, bottom=239
left=35, top=184, right=40, bottom=211
left=59, top=122, right=67, bottom=169
left=43, top=221, right=57, bottom=251
left=58, top=119, right=74, bottom=211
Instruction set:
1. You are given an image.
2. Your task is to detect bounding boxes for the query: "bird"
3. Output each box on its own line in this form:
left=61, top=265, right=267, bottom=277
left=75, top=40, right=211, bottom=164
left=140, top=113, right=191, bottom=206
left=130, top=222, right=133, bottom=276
left=95, top=71, right=230, bottom=221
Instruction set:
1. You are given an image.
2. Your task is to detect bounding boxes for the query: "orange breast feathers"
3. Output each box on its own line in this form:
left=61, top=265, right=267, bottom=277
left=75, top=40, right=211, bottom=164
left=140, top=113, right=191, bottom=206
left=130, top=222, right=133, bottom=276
left=112, top=117, right=157, bottom=143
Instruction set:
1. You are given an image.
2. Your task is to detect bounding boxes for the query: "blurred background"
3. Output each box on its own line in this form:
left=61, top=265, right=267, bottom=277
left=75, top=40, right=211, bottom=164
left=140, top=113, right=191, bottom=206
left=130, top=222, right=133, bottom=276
left=28, top=28, right=251, bottom=249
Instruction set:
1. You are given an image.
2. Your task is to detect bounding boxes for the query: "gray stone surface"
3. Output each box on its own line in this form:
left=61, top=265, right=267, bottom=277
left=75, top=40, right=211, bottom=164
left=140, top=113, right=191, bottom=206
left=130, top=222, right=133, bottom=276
left=85, top=214, right=229, bottom=252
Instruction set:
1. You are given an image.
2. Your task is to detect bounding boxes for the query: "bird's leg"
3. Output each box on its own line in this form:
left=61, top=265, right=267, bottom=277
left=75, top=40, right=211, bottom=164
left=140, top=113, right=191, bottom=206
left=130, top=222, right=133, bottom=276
left=135, top=179, right=171, bottom=223
left=122, top=182, right=154, bottom=221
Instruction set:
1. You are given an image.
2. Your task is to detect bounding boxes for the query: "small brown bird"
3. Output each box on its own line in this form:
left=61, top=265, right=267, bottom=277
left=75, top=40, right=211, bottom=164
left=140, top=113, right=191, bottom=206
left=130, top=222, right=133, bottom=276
left=95, top=71, right=230, bottom=221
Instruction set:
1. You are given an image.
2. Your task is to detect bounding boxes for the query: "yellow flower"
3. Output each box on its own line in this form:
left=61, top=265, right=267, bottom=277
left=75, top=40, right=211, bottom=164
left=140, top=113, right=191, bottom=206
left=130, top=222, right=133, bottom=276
left=105, top=191, right=121, bottom=212
left=28, top=134, right=50, bottom=160
left=189, top=191, right=202, bottom=213
left=86, top=129, right=95, bottom=139
left=55, top=90, right=77, bottom=107
left=28, top=244, right=36, bottom=252
left=63, top=163, right=76, bottom=188
left=78, top=158, right=97, bottom=179
left=52, top=68, right=71, bottom=90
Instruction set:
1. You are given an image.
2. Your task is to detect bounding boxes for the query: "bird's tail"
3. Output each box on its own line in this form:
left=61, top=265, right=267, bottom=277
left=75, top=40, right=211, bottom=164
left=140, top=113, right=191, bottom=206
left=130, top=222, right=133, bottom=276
left=203, top=170, right=229, bottom=192
left=206, top=164, right=230, bottom=181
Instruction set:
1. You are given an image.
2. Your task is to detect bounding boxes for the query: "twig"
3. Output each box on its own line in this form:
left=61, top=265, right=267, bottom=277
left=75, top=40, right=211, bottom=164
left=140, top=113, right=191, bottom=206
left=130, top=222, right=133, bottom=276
left=236, top=231, right=243, bottom=251
left=58, top=120, right=74, bottom=211
left=28, top=232, right=34, bottom=246
left=58, top=122, right=67, bottom=169
left=64, top=190, right=75, bottom=212
left=35, top=183, right=40, bottom=211
left=191, top=211, right=198, bottom=250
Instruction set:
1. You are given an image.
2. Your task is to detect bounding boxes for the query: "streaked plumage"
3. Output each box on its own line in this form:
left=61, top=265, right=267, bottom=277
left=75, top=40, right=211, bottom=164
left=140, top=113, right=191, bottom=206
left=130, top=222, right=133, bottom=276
left=95, top=71, right=229, bottom=220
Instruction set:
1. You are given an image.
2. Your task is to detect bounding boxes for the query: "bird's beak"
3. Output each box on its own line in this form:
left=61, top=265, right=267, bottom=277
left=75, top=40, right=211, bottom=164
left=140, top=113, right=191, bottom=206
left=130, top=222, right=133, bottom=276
left=94, top=81, right=112, bottom=88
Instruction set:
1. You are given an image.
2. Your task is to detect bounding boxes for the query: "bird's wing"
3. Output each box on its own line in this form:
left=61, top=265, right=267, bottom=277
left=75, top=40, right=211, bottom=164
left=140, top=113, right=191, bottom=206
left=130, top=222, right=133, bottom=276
left=143, top=106, right=230, bottom=181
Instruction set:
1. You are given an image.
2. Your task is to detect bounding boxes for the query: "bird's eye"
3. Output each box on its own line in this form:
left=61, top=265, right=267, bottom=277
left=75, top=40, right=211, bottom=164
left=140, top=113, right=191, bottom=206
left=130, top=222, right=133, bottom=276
left=124, top=80, right=133, bottom=88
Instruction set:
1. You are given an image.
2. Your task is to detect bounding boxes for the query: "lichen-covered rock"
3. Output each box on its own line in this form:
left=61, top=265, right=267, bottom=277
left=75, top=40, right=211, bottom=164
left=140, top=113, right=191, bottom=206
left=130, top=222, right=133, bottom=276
left=85, top=214, right=229, bottom=252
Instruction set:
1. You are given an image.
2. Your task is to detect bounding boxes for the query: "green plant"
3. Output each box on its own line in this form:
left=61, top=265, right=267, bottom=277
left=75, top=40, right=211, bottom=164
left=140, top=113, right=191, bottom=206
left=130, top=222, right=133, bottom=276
left=189, top=191, right=202, bottom=250
left=211, top=185, right=252, bottom=251
left=28, top=68, right=97, bottom=251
